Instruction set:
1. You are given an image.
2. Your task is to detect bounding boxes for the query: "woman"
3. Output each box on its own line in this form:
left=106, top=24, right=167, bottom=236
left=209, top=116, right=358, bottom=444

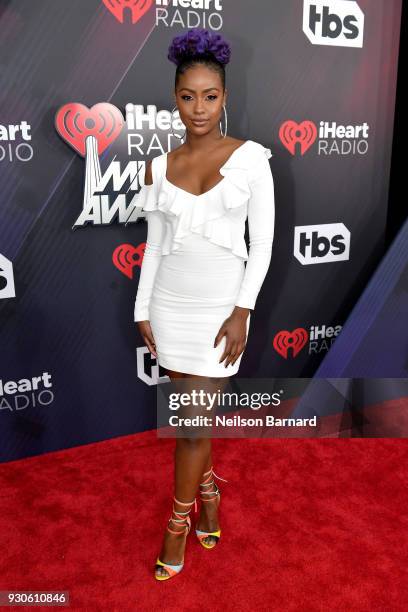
left=134, top=28, right=275, bottom=580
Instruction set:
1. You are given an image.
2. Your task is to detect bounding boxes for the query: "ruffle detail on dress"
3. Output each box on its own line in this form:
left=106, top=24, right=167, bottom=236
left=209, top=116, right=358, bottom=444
left=137, top=183, right=158, bottom=212
left=141, top=142, right=272, bottom=260
left=156, top=165, right=250, bottom=258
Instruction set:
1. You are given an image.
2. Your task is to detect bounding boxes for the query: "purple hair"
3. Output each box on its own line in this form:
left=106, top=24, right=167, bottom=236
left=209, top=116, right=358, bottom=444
left=168, top=27, right=231, bottom=66
left=168, top=28, right=231, bottom=89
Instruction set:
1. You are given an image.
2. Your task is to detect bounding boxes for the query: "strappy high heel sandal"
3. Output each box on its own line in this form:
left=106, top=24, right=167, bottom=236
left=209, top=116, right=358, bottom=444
left=195, top=465, right=228, bottom=549
left=154, top=495, right=197, bottom=581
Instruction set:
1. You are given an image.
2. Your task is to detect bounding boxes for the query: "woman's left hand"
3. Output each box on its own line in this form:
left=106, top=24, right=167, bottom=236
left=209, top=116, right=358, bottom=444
left=214, top=307, right=250, bottom=368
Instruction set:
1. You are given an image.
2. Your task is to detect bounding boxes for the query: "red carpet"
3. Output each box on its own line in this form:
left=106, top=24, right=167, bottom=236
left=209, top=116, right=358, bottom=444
left=0, top=433, right=407, bottom=611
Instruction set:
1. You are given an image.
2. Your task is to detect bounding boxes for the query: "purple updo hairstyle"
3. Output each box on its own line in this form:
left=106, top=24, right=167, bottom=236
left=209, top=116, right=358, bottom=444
left=168, top=28, right=232, bottom=91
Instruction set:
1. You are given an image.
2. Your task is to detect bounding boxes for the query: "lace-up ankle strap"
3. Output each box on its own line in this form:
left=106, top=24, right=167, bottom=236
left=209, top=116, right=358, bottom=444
left=167, top=496, right=197, bottom=536
left=202, top=465, right=228, bottom=484
left=199, top=465, right=228, bottom=502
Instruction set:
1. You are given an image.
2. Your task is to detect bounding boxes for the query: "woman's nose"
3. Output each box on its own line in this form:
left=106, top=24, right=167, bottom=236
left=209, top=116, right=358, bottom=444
left=194, top=100, right=205, bottom=113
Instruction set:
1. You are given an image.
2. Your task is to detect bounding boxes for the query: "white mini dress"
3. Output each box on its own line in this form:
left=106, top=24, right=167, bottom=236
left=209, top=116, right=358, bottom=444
left=133, top=140, right=275, bottom=377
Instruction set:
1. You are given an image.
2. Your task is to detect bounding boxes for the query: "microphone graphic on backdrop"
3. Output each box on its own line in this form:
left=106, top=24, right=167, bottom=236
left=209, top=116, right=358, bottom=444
left=55, top=103, right=124, bottom=229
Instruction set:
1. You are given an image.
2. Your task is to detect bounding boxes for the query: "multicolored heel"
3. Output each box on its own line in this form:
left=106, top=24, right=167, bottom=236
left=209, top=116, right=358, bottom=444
left=195, top=466, right=228, bottom=549
left=154, top=496, right=197, bottom=581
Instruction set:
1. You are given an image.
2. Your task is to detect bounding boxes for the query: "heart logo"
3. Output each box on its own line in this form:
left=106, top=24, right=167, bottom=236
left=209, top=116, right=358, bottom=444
left=113, top=243, right=145, bottom=279
left=279, top=120, right=317, bottom=155
left=273, top=328, right=309, bottom=359
left=101, top=0, right=153, bottom=24
left=55, top=102, right=124, bottom=157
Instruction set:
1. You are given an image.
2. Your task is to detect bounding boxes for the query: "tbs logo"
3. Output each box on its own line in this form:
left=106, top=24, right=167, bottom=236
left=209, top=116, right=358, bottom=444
left=294, top=223, right=350, bottom=265
left=303, top=0, right=364, bottom=48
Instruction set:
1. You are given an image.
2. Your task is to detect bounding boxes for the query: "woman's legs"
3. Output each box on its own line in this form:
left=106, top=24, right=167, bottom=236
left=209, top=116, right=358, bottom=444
left=155, top=436, right=211, bottom=578
left=195, top=376, right=230, bottom=547
left=155, top=370, right=229, bottom=578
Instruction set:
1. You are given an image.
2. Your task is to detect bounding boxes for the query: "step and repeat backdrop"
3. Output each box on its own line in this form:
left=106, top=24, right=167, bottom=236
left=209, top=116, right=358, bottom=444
left=0, top=0, right=403, bottom=460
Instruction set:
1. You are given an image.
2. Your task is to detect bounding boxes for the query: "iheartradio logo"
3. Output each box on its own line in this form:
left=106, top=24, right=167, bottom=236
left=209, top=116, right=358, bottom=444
left=102, top=0, right=153, bottom=24
left=55, top=101, right=181, bottom=229
left=0, top=371, right=55, bottom=412
left=279, top=120, right=317, bottom=156
left=273, top=324, right=342, bottom=359
left=55, top=102, right=126, bottom=228
left=0, top=120, right=34, bottom=164
left=279, top=119, right=369, bottom=156
left=273, top=328, right=309, bottom=359
left=55, top=103, right=124, bottom=157
left=101, top=0, right=223, bottom=27
left=112, top=243, right=145, bottom=279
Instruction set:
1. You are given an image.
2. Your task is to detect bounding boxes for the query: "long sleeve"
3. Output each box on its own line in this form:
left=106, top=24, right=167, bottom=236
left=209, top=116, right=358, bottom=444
left=234, top=152, right=275, bottom=310
left=134, top=184, right=165, bottom=322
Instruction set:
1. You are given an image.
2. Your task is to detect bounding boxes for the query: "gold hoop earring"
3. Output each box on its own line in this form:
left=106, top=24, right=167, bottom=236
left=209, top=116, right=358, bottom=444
left=170, top=105, right=186, bottom=140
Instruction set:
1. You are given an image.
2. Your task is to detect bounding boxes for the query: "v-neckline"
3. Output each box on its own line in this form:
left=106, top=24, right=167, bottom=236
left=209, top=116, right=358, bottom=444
left=164, top=140, right=251, bottom=198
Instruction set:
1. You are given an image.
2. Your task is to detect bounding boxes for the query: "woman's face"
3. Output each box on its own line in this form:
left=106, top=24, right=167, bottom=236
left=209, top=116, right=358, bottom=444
left=174, top=64, right=226, bottom=136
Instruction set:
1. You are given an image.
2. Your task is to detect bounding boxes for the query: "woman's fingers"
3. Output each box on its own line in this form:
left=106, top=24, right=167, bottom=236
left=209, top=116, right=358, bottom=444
left=213, top=325, right=226, bottom=348
left=218, top=335, right=231, bottom=364
left=137, top=322, right=157, bottom=358
left=215, top=320, right=247, bottom=367
left=222, top=339, right=247, bottom=367
left=230, top=342, right=246, bottom=366
left=136, top=321, right=158, bottom=358
left=144, top=334, right=157, bottom=357
left=224, top=341, right=240, bottom=367
left=220, top=339, right=239, bottom=367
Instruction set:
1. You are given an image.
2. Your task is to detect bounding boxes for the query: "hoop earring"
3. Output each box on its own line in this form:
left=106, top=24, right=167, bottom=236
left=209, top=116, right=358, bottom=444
left=219, top=105, right=228, bottom=138
left=170, top=106, right=186, bottom=140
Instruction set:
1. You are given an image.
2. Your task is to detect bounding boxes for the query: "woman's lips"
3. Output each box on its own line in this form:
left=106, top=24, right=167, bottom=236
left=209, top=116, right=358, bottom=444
left=192, top=119, right=208, bottom=126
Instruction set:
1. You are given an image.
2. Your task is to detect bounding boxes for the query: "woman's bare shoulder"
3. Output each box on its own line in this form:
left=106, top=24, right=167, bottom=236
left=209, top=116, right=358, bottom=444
left=226, top=137, right=247, bottom=146
left=219, top=137, right=247, bottom=153
left=144, top=151, right=169, bottom=185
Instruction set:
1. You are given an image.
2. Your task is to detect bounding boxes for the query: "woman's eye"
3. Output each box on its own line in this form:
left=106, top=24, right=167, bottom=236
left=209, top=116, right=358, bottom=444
left=180, top=95, right=218, bottom=101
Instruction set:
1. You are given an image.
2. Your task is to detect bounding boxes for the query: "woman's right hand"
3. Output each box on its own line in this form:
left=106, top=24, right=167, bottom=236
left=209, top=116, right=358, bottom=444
left=137, top=320, right=157, bottom=358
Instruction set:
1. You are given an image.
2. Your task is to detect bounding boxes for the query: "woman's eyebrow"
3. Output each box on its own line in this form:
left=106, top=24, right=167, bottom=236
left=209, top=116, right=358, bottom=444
left=178, top=87, right=221, bottom=92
